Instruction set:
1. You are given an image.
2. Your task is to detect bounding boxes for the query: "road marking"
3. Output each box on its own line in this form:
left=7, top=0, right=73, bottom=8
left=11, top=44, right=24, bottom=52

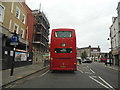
left=90, top=68, right=95, bottom=74
left=84, top=72, right=92, bottom=74
left=77, top=69, right=83, bottom=73
left=10, top=85, right=16, bottom=88
left=92, top=76, right=97, bottom=78
left=89, top=76, right=109, bottom=88
left=98, top=76, right=115, bottom=90
left=5, top=85, right=12, bottom=88
left=38, top=70, right=49, bottom=77
left=16, top=76, right=23, bottom=79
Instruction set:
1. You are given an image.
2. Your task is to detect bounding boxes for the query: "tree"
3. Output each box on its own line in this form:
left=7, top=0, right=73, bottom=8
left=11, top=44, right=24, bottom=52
left=81, top=51, right=88, bottom=59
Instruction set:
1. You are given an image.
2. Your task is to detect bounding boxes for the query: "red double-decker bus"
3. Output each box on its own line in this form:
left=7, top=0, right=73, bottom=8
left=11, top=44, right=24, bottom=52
left=50, top=28, right=77, bottom=71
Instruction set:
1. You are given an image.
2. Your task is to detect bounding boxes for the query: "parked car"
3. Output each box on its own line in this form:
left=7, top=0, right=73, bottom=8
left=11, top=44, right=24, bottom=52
left=82, top=58, right=92, bottom=63
left=101, top=58, right=107, bottom=63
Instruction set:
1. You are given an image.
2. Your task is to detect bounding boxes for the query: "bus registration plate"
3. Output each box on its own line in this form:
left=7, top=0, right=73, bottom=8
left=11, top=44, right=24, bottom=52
left=60, top=66, right=66, bottom=68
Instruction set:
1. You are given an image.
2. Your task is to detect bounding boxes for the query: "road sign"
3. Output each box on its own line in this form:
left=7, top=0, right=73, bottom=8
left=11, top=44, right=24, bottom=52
left=10, top=42, right=18, bottom=46
left=11, top=34, right=19, bottom=42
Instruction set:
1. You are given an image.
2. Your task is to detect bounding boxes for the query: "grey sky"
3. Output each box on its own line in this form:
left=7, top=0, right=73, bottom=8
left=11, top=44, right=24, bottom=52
left=26, top=0, right=119, bottom=52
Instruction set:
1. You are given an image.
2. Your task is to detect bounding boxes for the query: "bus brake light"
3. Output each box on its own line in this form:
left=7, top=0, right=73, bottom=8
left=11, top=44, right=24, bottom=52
left=74, top=63, right=77, bottom=65
left=51, top=57, right=53, bottom=61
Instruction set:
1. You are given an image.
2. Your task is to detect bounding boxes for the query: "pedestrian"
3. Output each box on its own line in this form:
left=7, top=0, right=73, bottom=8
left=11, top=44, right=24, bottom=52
left=105, top=60, right=107, bottom=66
left=109, top=59, right=112, bottom=66
left=44, top=58, right=48, bottom=66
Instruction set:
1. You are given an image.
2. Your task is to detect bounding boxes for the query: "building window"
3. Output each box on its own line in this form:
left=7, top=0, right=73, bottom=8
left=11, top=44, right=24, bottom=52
left=93, top=49, right=98, bottom=52
left=14, top=23, right=19, bottom=34
left=15, top=6, right=20, bottom=19
left=20, top=28, right=24, bottom=38
left=22, top=14, right=26, bottom=24
left=0, top=4, right=5, bottom=22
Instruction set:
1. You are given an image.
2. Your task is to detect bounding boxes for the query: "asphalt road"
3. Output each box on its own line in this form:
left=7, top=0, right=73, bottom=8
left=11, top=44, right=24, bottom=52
left=5, top=62, right=118, bottom=89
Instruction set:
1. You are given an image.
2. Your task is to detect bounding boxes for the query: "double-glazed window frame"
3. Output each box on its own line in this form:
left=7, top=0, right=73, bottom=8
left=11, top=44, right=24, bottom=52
left=15, top=6, right=20, bottom=19
left=20, top=28, right=25, bottom=38
left=14, top=23, right=19, bottom=34
left=22, top=14, right=26, bottom=24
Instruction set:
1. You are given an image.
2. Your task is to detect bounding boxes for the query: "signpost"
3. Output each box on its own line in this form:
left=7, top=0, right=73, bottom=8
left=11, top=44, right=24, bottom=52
left=10, top=42, right=18, bottom=46
left=10, top=31, right=19, bottom=76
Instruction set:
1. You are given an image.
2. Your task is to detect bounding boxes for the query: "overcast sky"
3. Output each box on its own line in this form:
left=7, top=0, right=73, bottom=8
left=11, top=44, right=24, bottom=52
left=26, top=0, right=119, bottom=52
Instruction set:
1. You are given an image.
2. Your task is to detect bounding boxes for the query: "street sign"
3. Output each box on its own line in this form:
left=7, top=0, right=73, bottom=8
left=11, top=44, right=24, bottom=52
left=11, top=34, right=19, bottom=42
left=10, top=42, right=18, bottom=45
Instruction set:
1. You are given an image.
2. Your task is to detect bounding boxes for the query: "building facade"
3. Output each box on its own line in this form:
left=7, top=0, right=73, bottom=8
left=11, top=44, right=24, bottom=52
left=117, top=2, right=120, bottom=66
left=22, top=2, right=34, bottom=61
left=77, top=45, right=101, bottom=61
left=32, top=10, right=50, bottom=64
left=0, top=2, right=31, bottom=70
left=110, top=2, right=120, bottom=66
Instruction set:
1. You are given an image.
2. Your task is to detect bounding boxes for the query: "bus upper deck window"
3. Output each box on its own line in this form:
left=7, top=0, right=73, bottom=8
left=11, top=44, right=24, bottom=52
left=54, top=31, right=72, bottom=38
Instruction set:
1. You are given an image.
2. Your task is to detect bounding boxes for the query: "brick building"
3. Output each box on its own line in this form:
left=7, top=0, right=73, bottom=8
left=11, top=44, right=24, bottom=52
left=22, top=2, right=34, bottom=62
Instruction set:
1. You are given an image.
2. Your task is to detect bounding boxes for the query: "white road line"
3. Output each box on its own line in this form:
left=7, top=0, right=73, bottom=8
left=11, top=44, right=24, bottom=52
left=90, top=68, right=95, bottom=74
left=5, top=85, right=12, bottom=88
left=38, top=70, right=49, bottom=77
left=92, top=76, right=97, bottom=78
left=10, top=85, right=16, bottom=88
left=77, top=69, right=83, bottom=73
left=98, top=76, right=115, bottom=90
left=84, top=72, right=92, bottom=74
left=87, top=66, right=89, bottom=68
left=89, top=76, right=109, bottom=88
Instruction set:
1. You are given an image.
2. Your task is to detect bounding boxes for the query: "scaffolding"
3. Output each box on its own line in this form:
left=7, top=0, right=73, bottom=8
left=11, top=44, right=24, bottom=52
left=32, top=10, right=50, bottom=63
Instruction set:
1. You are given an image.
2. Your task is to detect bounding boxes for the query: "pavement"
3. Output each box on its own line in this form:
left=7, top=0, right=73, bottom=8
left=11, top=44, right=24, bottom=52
left=1, top=62, right=49, bottom=87
left=95, top=62, right=119, bottom=71
left=105, top=64, right=119, bottom=71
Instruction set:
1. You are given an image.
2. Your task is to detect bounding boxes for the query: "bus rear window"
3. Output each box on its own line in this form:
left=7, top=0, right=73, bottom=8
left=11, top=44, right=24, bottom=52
left=54, top=48, right=72, bottom=53
left=55, top=31, right=72, bottom=38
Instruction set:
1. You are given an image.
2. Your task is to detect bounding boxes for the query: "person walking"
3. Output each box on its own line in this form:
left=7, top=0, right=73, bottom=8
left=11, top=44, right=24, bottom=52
left=109, top=59, right=112, bottom=66
left=105, top=60, right=107, bottom=66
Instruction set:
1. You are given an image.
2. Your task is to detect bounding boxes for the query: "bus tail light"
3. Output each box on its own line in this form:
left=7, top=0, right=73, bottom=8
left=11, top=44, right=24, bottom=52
left=51, top=57, right=53, bottom=61
left=74, top=63, right=77, bottom=65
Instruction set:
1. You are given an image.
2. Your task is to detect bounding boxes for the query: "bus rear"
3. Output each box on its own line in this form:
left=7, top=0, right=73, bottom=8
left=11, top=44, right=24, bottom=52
left=50, top=28, right=77, bottom=71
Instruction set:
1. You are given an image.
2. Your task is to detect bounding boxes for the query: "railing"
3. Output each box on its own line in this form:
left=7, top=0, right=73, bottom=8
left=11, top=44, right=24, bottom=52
left=33, top=38, right=48, bottom=47
left=33, top=41, right=45, bottom=46
left=34, top=25, right=49, bottom=41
